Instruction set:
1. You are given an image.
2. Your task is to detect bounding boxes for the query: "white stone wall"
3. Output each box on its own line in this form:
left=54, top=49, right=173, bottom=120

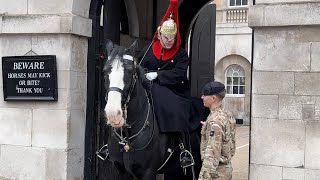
left=215, top=54, right=252, bottom=123
left=0, top=0, right=91, bottom=179
left=215, top=24, right=252, bottom=65
left=249, top=1, right=320, bottom=179
left=215, top=20, right=252, bottom=123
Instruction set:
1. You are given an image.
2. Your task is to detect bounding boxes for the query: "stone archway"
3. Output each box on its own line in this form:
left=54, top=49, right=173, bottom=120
left=83, top=0, right=216, bottom=179
left=215, top=54, right=251, bottom=124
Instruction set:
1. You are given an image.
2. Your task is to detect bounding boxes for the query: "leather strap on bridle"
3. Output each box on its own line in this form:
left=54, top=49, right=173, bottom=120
left=108, top=87, right=123, bottom=94
left=108, top=59, right=137, bottom=125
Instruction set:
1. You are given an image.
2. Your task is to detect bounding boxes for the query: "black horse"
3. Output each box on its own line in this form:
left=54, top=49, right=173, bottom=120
left=101, top=40, right=202, bottom=180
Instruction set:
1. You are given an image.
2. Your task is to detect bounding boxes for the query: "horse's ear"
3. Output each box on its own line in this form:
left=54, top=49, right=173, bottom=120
left=128, top=39, right=138, bottom=56
left=106, top=39, right=114, bottom=58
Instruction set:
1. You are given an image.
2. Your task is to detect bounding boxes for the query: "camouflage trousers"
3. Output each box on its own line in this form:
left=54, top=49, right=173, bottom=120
left=198, top=163, right=232, bottom=180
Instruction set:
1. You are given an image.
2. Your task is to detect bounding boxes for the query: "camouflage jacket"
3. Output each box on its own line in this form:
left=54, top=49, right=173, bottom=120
left=200, top=106, right=236, bottom=178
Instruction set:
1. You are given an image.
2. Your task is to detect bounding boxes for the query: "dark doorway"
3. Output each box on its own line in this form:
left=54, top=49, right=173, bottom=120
left=84, top=0, right=215, bottom=179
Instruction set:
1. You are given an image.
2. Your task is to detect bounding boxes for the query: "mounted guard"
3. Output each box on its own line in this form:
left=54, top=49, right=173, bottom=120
left=138, top=0, right=205, bottom=175
left=96, top=0, right=205, bottom=179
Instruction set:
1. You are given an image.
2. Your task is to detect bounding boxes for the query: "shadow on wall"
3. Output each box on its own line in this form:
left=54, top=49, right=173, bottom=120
left=224, top=97, right=250, bottom=125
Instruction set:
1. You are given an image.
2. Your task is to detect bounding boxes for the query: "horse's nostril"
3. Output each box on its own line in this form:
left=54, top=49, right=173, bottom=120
left=117, top=110, right=121, bottom=116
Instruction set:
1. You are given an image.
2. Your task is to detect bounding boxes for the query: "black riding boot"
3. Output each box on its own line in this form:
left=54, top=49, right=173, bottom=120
left=179, top=132, right=195, bottom=169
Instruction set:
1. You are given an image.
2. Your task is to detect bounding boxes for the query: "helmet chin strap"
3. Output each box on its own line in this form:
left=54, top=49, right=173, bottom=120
left=157, top=30, right=170, bottom=49
left=159, top=38, right=169, bottom=49
left=159, top=33, right=174, bottom=50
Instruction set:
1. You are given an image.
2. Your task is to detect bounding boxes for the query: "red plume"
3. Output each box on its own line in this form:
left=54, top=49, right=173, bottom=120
left=152, top=0, right=181, bottom=61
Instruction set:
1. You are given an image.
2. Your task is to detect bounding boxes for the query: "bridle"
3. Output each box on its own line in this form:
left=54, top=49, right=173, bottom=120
left=107, top=54, right=154, bottom=152
left=107, top=55, right=137, bottom=125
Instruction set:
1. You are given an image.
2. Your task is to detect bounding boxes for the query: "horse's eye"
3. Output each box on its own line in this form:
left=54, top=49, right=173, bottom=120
left=104, top=65, right=112, bottom=73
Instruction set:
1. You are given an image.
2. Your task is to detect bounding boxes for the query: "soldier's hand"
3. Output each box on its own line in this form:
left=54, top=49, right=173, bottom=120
left=200, top=121, right=206, bottom=134
left=200, top=121, right=206, bottom=129
left=199, top=170, right=211, bottom=179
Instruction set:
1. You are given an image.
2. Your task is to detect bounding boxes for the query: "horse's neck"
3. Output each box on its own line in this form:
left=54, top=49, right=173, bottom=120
left=127, top=79, right=149, bottom=123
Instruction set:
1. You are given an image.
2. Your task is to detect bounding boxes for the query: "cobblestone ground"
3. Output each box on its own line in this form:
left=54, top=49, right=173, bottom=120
left=232, top=125, right=250, bottom=180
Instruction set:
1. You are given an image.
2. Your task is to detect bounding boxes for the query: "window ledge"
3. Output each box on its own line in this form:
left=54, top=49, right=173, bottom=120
left=226, top=94, right=245, bottom=98
left=228, top=5, right=249, bottom=8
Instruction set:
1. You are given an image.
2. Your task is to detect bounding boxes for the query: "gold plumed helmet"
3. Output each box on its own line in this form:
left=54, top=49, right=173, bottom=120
left=158, top=13, right=177, bottom=40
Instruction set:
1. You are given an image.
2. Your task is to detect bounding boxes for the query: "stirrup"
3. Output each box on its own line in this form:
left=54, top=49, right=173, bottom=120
left=96, top=144, right=109, bottom=161
left=180, top=149, right=195, bottom=169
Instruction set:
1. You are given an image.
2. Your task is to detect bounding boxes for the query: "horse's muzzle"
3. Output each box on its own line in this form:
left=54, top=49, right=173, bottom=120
left=106, top=111, right=125, bottom=128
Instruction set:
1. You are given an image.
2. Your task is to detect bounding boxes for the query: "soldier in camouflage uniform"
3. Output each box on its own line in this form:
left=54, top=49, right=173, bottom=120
left=198, top=81, right=236, bottom=180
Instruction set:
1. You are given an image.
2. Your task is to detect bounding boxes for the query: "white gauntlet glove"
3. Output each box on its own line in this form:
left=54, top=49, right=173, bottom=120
left=145, top=72, right=158, bottom=81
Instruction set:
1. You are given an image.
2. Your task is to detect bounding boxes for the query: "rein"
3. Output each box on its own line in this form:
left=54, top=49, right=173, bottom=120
left=112, top=90, right=154, bottom=152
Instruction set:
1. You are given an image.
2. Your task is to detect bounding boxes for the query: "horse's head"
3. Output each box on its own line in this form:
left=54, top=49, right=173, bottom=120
left=103, top=40, right=139, bottom=128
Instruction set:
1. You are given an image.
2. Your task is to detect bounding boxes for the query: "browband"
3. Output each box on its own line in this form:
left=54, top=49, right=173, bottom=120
left=123, top=55, right=133, bottom=61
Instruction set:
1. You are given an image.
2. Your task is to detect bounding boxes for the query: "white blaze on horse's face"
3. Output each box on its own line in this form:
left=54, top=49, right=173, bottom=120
left=105, top=55, right=125, bottom=128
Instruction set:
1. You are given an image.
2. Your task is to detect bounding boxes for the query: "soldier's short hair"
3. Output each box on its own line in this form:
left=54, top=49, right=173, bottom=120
left=215, top=90, right=226, bottom=100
